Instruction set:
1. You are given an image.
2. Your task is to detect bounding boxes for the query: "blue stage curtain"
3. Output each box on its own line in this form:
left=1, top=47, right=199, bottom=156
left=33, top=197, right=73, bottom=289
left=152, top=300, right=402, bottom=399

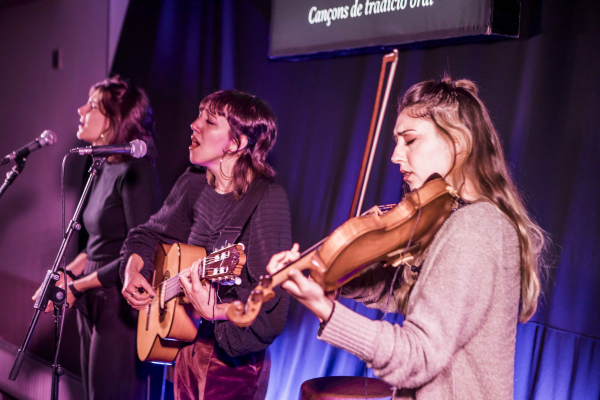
left=111, top=0, right=600, bottom=399
left=515, top=323, right=600, bottom=399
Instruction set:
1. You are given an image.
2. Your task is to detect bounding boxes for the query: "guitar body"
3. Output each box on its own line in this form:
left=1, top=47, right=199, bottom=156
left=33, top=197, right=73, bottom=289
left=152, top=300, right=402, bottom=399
left=137, top=242, right=245, bottom=363
left=137, top=243, right=205, bottom=363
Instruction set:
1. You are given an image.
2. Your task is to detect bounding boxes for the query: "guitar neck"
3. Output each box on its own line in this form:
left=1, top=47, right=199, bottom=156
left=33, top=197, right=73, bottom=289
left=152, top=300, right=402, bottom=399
left=159, top=245, right=242, bottom=303
left=161, top=253, right=223, bottom=302
left=161, top=265, right=199, bottom=303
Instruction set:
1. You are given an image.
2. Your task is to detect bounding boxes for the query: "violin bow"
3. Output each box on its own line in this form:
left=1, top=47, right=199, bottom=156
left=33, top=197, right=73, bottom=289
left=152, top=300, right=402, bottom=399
left=226, top=50, right=400, bottom=327
left=349, top=49, right=399, bottom=218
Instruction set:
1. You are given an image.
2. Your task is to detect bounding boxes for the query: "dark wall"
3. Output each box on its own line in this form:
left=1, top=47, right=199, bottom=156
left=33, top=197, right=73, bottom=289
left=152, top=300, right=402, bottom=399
left=0, top=0, right=128, bottom=383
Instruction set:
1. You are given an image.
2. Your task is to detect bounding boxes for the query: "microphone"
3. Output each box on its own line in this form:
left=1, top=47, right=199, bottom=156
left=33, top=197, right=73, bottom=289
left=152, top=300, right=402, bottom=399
left=1, top=130, right=58, bottom=165
left=70, top=139, right=147, bottom=158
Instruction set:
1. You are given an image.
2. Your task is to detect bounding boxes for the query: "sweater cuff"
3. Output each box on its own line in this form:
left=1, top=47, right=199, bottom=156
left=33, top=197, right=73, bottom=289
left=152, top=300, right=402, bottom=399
left=96, top=259, right=122, bottom=288
left=318, top=301, right=380, bottom=363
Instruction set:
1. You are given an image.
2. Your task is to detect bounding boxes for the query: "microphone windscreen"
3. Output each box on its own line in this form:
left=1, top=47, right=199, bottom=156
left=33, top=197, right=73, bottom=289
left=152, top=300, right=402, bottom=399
left=130, top=139, right=147, bottom=158
left=40, top=130, right=57, bottom=146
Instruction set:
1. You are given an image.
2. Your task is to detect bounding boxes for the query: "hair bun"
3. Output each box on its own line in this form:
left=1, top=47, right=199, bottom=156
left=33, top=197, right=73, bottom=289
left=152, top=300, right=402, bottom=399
left=454, top=79, right=479, bottom=95
left=441, top=75, right=479, bottom=95
left=441, top=75, right=455, bottom=88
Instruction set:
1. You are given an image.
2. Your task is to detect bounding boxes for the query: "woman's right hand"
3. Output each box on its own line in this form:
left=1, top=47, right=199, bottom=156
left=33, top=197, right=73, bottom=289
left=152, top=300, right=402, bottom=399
left=122, top=254, right=156, bottom=310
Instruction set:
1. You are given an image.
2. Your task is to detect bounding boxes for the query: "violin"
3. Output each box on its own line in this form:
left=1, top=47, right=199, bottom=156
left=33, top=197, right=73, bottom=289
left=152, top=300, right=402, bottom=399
left=226, top=174, right=460, bottom=327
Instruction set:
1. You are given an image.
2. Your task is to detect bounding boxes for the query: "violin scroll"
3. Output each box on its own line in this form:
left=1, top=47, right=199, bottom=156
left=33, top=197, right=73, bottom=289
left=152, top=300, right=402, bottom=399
left=226, top=250, right=320, bottom=327
left=226, top=275, right=273, bottom=327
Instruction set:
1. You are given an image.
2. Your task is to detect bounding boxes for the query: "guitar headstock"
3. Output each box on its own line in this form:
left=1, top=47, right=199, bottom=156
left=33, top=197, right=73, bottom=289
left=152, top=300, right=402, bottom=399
left=204, top=243, right=246, bottom=285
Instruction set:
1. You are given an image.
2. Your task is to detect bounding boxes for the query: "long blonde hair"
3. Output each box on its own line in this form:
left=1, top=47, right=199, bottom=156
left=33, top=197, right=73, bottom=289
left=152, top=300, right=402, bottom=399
left=398, top=77, right=546, bottom=322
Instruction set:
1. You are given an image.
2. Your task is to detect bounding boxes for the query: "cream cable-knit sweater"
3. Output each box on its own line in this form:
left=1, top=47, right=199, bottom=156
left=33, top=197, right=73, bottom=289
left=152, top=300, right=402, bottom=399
left=319, top=202, right=521, bottom=400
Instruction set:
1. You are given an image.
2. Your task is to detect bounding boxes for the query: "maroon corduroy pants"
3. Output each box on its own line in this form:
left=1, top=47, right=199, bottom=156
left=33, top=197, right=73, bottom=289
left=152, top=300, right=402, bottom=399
left=174, top=334, right=269, bottom=400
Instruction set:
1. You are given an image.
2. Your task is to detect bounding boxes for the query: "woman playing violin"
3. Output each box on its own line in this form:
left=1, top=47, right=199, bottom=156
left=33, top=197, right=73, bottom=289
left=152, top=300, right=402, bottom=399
left=267, top=77, right=546, bottom=400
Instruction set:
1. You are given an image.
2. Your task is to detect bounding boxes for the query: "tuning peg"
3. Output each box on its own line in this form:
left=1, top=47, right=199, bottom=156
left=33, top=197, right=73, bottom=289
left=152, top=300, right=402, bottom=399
left=234, top=277, right=242, bottom=285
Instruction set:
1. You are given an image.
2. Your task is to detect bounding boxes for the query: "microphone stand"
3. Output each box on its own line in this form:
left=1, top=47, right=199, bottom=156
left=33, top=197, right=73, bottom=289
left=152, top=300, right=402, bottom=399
left=0, top=155, right=27, bottom=200
left=9, top=157, right=106, bottom=400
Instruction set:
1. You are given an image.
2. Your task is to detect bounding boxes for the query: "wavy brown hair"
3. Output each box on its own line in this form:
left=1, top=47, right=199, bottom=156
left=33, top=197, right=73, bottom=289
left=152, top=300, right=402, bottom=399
left=398, top=77, right=547, bottom=322
left=92, top=76, right=156, bottom=163
left=199, top=90, right=277, bottom=199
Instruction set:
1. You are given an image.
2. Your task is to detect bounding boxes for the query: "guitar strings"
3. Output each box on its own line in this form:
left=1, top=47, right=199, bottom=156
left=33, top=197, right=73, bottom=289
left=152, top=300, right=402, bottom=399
left=159, top=254, right=239, bottom=298
left=162, top=265, right=230, bottom=288
left=160, top=256, right=234, bottom=286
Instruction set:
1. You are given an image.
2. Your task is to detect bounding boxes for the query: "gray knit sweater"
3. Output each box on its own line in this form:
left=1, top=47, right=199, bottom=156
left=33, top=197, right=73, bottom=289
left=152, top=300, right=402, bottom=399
left=319, top=202, right=521, bottom=400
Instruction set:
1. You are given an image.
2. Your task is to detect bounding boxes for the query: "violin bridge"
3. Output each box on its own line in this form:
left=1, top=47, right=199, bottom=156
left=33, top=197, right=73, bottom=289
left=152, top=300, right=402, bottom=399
left=387, top=250, right=415, bottom=268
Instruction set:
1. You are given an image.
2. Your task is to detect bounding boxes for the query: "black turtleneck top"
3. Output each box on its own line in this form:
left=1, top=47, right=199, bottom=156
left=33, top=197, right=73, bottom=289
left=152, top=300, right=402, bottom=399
left=81, top=156, right=161, bottom=286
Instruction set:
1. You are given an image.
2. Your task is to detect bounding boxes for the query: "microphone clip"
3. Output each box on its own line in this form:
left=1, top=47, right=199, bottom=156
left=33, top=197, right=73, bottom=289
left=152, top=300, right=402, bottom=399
left=0, top=152, right=28, bottom=199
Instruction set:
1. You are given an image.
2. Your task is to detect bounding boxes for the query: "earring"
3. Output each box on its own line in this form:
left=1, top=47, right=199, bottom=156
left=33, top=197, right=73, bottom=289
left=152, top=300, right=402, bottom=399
left=219, top=158, right=231, bottom=179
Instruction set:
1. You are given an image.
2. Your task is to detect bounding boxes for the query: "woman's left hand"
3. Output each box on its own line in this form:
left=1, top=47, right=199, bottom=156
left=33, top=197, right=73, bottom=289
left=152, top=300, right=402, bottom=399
left=179, top=259, right=228, bottom=321
left=32, top=273, right=76, bottom=313
left=266, top=244, right=334, bottom=322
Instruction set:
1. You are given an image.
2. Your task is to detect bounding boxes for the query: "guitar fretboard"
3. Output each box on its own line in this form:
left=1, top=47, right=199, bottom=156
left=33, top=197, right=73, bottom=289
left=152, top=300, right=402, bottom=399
left=160, top=252, right=237, bottom=302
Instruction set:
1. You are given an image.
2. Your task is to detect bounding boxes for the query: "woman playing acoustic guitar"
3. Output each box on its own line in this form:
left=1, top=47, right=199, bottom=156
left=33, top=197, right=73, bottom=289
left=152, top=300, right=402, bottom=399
left=120, top=90, right=292, bottom=400
left=267, top=77, right=546, bottom=400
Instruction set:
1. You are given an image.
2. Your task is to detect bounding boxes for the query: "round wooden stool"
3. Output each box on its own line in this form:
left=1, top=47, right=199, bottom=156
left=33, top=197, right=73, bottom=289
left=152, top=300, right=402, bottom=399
left=300, top=376, right=393, bottom=400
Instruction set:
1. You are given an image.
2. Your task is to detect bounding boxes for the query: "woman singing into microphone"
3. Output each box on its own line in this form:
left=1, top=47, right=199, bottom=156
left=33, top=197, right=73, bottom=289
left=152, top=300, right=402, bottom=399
left=34, top=76, right=161, bottom=399
left=120, top=90, right=292, bottom=400
left=267, top=77, right=546, bottom=400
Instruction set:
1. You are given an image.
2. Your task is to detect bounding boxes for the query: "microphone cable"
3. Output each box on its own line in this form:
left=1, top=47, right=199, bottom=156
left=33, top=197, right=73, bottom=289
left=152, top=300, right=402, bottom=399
left=52, top=152, right=74, bottom=376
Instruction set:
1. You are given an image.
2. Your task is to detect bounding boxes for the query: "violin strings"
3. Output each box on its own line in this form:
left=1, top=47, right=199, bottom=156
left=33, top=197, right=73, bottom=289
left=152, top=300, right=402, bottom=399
left=270, top=236, right=328, bottom=279
left=267, top=203, right=396, bottom=283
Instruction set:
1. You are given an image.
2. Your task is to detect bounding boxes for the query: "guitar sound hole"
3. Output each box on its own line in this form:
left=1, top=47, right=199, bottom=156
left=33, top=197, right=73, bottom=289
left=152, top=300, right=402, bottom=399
left=159, top=270, right=171, bottom=318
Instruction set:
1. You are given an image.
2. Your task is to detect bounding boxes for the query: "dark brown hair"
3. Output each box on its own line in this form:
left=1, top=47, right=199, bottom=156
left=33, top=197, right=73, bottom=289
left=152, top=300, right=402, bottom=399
left=92, top=75, right=156, bottom=163
left=398, top=77, right=547, bottom=322
left=199, top=90, right=277, bottom=198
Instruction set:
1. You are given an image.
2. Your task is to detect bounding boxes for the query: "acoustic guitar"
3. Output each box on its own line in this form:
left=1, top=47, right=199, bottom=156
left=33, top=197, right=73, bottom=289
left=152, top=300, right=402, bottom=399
left=137, top=242, right=246, bottom=363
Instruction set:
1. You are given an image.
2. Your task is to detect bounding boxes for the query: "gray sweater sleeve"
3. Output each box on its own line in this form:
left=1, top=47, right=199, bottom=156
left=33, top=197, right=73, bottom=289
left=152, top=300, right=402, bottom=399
left=318, top=202, right=518, bottom=389
left=340, top=262, right=401, bottom=313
